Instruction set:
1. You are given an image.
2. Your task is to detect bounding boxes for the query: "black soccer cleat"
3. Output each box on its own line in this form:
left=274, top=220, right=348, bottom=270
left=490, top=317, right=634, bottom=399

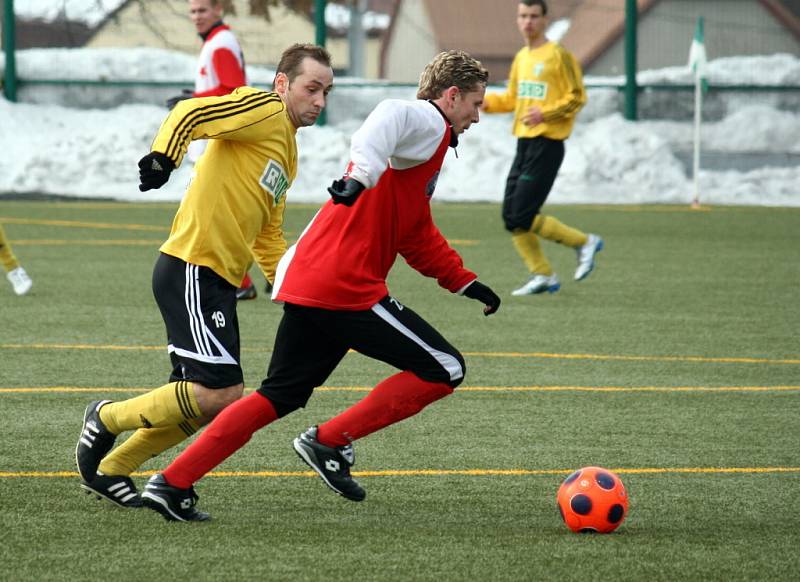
left=236, top=283, right=257, bottom=300
left=293, top=426, right=366, bottom=502
left=80, top=474, right=142, bottom=508
left=75, top=400, right=116, bottom=483
left=141, top=473, right=210, bottom=522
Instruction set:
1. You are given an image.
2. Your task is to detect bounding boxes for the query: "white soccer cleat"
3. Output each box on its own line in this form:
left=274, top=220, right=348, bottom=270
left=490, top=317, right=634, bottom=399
left=511, top=273, right=561, bottom=296
left=7, top=266, right=32, bottom=295
left=575, top=234, right=604, bottom=281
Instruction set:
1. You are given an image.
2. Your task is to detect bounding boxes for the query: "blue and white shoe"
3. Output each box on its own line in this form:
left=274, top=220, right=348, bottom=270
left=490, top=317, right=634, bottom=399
left=511, top=273, right=561, bottom=296
left=575, top=234, right=604, bottom=281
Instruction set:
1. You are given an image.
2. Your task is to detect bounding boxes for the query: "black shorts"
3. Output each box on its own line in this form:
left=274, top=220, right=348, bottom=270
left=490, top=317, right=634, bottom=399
left=257, top=296, right=466, bottom=416
left=502, top=136, right=565, bottom=231
left=152, top=253, right=243, bottom=389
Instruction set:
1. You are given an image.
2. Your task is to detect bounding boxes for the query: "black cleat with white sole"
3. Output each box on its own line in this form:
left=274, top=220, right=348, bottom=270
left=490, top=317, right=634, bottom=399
left=80, top=474, right=142, bottom=508
left=293, top=426, right=365, bottom=502
left=141, top=474, right=210, bottom=522
left=75, top=400, right=116, bottom=483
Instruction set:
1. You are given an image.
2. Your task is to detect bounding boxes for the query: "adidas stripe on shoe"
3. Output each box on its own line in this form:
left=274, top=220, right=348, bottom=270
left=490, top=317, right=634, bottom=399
left=80, top=474, right=142, bottom=508
left=75, top=400, right=116, bottom=483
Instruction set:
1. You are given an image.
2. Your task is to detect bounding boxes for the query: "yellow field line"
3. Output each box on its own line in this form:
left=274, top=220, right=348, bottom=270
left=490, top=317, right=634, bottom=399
left=2, top=385, right=799, bottom=394
left=2, top=466, right=799, bottom=479
left=0, top=216, right=169, bottom=232
left=2, top=342, right=797, bottom=366
left=11, top=239, right=164, bottom=246
left=461, top=351, right=800, bottom=365
left=10, top=237, right=471, bottom=246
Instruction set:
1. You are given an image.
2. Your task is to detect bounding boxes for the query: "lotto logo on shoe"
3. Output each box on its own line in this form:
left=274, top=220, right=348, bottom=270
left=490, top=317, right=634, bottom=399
left=325, top=459, right=340, bottom=472
left=180, top=498, right=192, bottom=510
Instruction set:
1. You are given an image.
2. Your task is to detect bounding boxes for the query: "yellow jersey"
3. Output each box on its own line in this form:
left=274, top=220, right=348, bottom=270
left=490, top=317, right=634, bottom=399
left=484, top=41, right=586, bottom=140
left=153, top=86, right=297, bottom=287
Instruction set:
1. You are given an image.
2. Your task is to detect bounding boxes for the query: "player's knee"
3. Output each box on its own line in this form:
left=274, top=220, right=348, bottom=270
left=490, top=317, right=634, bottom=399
left=269, top=399, right=301, bottom=418
left=447, top=352, right=467, bottom=389
left=195, top=382, right=244, bottom=416
left=504, top=216, right=531, bottom=232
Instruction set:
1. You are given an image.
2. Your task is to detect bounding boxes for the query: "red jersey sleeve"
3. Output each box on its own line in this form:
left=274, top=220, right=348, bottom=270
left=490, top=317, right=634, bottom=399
left=194, top=48, right=246, bottom=97
left=399, top=211, right=477, bottom=293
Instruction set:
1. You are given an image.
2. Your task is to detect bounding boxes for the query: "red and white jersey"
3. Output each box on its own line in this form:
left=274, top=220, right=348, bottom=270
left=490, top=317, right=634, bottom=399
left=189, top=22, right=247, bottom=161
left=273, top=99, right=477, bottom=310
left=194, top=23, right=247, bottom=98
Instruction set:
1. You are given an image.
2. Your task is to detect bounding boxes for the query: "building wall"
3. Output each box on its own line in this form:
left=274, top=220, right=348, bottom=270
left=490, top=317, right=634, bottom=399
left=382, top=0, right=438, bottom=82
left=87, top=0, right=382, bottom=78
left=589, top=0, right=800, bottom=75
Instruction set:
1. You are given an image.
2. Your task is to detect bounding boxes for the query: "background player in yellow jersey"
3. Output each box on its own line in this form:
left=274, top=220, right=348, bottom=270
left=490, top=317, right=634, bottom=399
left=75, top=43, right=334, bottom=508
left=1, top=224, right=33, bottom=296
left=483, top=0, right=603, bottom=296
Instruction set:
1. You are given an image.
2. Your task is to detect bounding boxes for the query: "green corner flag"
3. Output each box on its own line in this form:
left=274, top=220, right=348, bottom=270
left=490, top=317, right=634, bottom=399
left=688, top=16, right=709, bottom=93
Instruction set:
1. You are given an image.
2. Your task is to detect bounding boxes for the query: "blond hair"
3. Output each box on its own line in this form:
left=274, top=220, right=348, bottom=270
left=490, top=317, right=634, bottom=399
left=417, top=50, right=489, bottom=100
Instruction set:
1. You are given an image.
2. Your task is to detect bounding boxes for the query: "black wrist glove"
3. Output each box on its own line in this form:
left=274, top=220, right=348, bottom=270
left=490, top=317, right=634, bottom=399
left=166, top=89, right=194, bottom=110
left=463, top=280, right=501, bottom=316
left=328, top=178, right=366, bottom=206
left=138, top=152, right=175, bottom=192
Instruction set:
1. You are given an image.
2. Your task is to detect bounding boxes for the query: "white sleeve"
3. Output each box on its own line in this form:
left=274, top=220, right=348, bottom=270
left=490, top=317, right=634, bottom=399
left=347, top=100, right=447, bottom=189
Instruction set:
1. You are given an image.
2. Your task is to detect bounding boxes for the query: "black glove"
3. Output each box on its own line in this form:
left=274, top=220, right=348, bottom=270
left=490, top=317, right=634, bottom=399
left=166, top=89, right=194, bottom=110
left=463, top=280, right=501, bottom=316
left=138, top=152, right=175, bottom=192
left=328, top=178, right=366, bottom=206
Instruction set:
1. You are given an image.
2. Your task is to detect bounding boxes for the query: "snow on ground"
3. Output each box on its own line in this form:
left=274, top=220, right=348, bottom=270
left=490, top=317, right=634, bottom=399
left=0, top=48, right=798, bottom=206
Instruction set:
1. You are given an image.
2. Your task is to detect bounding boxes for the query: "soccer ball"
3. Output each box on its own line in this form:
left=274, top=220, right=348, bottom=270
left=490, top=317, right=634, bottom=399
left=557, top=466, right=629, bottom=533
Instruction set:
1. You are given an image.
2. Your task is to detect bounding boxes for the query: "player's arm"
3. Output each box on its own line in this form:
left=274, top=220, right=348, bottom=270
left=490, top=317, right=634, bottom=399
left=193, top=48, right=246, bottom=97
left=539, top=50, right=586, bottom=122
left=482, top=54, right=519, bottom=113
left=399, top=217, right=500, bottom=316
left=138, top=88, right=284, bottom=191
left=251, top=197, right=288, bottom=287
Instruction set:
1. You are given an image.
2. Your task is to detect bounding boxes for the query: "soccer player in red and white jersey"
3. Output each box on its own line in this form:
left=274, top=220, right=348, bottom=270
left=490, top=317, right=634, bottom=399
left=140, top=50, right=502, bottom=521
left=168, top=0, right=257, bottom=299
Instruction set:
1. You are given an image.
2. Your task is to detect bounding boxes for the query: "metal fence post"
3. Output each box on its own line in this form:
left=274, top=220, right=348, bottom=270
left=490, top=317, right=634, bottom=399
left=624, top=0, right=637, bottom=120
left=2, top=0, right=17, bottom=102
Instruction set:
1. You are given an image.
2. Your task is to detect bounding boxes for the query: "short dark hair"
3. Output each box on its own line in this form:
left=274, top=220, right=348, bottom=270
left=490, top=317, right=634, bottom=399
left=520, top=0, right=547, bottom=15
left=273, top=43, right=332, bottom=89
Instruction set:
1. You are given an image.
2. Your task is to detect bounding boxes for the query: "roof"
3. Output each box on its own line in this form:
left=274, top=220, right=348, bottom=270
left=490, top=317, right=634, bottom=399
left=558, top=0, right=660, bottom=69
left=398, top=0, right=799, bottom=79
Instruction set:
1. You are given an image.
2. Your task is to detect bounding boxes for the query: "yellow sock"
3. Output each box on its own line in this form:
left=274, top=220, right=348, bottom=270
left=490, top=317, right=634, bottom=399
left=0, top=224, right=20, bottom=272
left=98, top=419, right=201, bottom=476
left=511, top=229, right=553, bottom=275
left=99, top=381, right=201, bottom=434
left=533, top=215, right=588, bottom=248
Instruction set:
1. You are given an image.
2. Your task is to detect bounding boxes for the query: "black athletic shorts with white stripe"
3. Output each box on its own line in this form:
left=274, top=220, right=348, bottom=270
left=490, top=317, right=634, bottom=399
left=257, top=295, right=466, bottom=417
left=152, top=253, right=243, bottom=389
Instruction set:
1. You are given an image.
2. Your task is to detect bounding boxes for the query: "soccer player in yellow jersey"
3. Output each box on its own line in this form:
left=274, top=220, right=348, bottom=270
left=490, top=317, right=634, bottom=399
left=483, top=0, right=603, bottom=296
left=75, top=43, right=334, bottom=507
left=1, top=224, right=33, bottom=295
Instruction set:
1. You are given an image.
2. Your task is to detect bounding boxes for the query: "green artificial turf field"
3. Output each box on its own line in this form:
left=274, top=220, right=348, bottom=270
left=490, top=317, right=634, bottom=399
left=1, top=200, right=798, bottom=580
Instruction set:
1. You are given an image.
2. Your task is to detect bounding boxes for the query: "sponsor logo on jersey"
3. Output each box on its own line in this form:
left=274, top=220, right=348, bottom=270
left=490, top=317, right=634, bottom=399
left=518, top=80, right=547, bottom=99
left=259, top=159, right=290, bottom=204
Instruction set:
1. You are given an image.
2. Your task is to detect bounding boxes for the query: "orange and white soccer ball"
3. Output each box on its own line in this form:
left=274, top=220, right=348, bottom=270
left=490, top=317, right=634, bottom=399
left=557, top=466, right=629, bottom=533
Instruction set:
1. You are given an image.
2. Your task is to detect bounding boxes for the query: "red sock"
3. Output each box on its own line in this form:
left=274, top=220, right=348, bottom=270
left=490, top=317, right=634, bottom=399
left=316, top=371, right=453, bottom=447
left=240, top=273, right=253, bottom=288
left=163, top=391, right=278, bottom=489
